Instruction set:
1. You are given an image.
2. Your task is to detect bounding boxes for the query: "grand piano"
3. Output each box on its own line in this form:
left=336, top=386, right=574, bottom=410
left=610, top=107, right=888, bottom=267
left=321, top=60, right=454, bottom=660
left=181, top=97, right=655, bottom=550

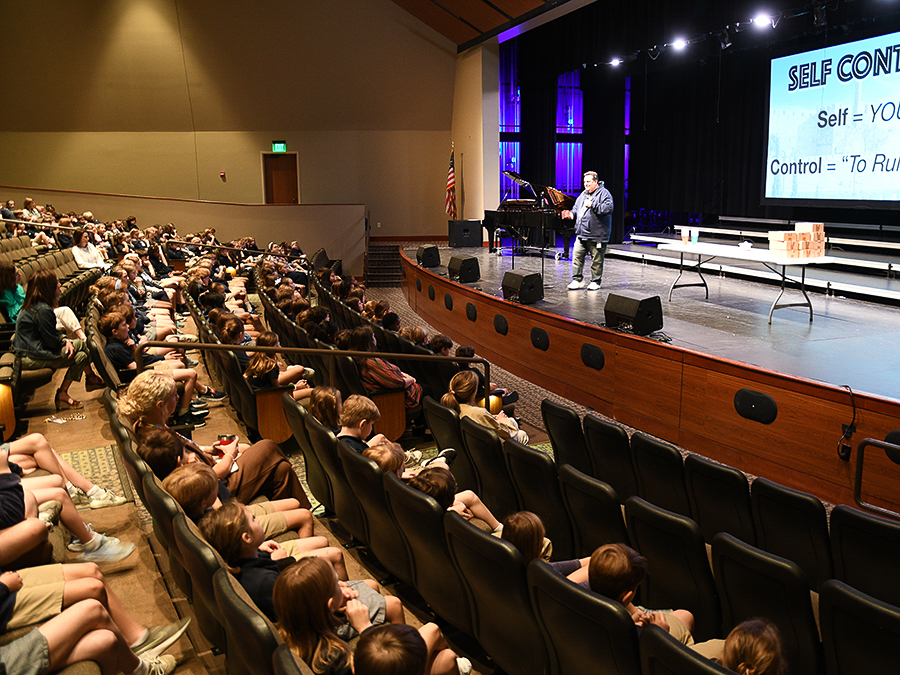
left=483, top=171, right=577, bottom=258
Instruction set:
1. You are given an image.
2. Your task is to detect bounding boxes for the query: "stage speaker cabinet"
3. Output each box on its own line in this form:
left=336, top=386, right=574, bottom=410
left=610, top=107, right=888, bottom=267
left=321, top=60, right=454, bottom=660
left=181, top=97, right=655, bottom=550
left=604, top=293, right=663, bottom=336
left=502, top=271, right=544, bottom=304
left=416, top=245, right=440, bottom=268
left=448, top=256, right=480, bottom=283
left=449, top=220, right=482, bottom=248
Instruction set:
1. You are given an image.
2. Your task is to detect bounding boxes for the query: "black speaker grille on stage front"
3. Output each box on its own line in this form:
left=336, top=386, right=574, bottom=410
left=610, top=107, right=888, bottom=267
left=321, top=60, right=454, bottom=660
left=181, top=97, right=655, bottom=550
left=416, top=245, right=440, bottom=267
left=449, top=220, right=482, bottom=247
left=604, top=293, right=663, bottom=336
left=448, top=256, right=480, bottom=283
left=502, top=271, right=544, bottom=304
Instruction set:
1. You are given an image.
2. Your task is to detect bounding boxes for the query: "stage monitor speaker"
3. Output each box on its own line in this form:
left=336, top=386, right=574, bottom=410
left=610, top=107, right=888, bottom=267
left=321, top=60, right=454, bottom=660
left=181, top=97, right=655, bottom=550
left=448, top=256, right=480, bottom=283
left=604, top=293, right=663, bottom=336
left=449, top=220, right=482, bottom=248
left=502, top=271, right=544, bottom=304
left=416, top=245, right=440, bottom=268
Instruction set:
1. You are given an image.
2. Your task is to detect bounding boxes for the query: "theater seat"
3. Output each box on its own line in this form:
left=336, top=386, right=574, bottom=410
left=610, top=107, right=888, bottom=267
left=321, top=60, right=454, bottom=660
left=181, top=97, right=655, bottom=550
left=528, top=559, right=641, bottom=675
left=712, top=533, right=821, bottom=675
left=640, top=624, right=732, bottom=675
left=558, top=464, right=630, bottom=557
left=445, top=511, right=549, bottom=675
left=212, top=568, right=283, bottom=675
left=819, top=579, right=900, bottom=675
left=584, top=414, right=638, bottom=500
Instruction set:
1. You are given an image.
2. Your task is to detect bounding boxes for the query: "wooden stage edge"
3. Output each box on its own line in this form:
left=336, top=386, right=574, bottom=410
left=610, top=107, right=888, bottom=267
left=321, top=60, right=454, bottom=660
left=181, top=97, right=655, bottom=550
left=399, top=251, right=900, bottom=514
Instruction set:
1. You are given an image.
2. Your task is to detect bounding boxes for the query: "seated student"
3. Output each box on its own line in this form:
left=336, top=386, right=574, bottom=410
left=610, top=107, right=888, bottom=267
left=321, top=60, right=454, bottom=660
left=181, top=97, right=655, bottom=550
left=199, top=502, right=358, bottom=623
left=0, top=598, right=180, bottom=675
left=336, top=395, right=385, bottom=454
left=587, top=543, right=695, bottom=645
left=716, top=619, right=786, bottom=675
left=163, top=464, right=345, bottom=577
left=350, top=327, right=422, bottom=410
left=337, top=395, right=421, bottom=467
left=500, top=511, right=572, bottom=571
left=405, top=466, right=501, bottom=533
left=441, top=371, right=528, bottom=443
left=381, top=312, right=401, bottom=333
left=454, top=345, right=518, bottom=413
left=308, top=387, right=342, bottom=434
left=274, top=557, right=407, bottom=675
left=101, top=310, right=170, bottom=371
left=205, top=511, right=400, bottom=632
left=243, top=331, right=313, bottom=401
left=354, top=623, right=470, bottom=675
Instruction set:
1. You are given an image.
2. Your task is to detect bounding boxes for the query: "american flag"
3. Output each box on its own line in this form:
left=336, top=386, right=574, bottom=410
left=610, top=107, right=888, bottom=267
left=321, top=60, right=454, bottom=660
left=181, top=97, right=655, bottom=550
left=445, top=150, right=457, bottom=219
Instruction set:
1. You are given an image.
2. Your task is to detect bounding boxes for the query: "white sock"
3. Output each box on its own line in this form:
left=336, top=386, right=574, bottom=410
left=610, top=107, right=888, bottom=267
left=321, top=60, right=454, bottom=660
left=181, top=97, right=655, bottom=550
left=83, top=533, right=103, bottom=552
left=87, top=485, right=102, bottom=497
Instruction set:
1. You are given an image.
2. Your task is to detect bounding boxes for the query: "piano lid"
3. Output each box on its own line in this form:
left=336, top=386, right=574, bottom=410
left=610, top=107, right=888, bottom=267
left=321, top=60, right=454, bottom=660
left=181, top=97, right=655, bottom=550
left=502, top=171, right=575, bottom=211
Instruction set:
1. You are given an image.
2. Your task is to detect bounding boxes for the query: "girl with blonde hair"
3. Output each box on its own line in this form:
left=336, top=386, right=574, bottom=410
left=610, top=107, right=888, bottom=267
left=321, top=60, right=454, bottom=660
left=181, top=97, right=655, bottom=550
left=441, top=371, right=527, bottom=443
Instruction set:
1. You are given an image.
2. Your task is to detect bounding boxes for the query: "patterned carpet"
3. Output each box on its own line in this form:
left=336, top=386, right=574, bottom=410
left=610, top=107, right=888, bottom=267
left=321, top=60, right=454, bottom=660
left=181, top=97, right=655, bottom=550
left=60, top=444, right=134, bottom=504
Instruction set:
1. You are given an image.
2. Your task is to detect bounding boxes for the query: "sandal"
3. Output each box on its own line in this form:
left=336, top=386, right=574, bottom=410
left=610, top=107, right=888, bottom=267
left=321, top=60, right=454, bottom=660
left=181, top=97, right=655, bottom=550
left=55, top=390, right=84, bottom=411
left=84, top=375, right=105, bottom=392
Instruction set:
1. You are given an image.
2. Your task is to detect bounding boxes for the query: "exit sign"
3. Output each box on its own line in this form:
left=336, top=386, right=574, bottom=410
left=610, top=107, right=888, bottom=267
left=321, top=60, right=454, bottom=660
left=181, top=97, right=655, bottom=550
left=272, top=141, right=287, bottom=153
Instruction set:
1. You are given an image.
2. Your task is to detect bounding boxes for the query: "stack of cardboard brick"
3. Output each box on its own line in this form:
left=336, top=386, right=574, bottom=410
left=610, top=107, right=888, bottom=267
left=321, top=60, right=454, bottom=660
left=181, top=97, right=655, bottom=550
left=768, top=222, right=826, bottom=258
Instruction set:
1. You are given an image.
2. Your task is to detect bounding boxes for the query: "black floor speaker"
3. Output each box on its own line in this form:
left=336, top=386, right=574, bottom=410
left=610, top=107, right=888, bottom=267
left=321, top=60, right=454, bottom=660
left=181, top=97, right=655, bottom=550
left=416, top=245, right=440, bottom=267
left=448, top=256, right=480, bottom=282
left=604, top=293, right=663, bottom=336
left=449, top=220, right=482, bottom=248
left=502, top=271, right=544, bottom=304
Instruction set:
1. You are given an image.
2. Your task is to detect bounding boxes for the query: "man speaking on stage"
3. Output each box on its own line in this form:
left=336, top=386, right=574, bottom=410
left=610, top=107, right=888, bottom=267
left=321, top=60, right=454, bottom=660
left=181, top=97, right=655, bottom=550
left=563, top=171, right=613, bottom=291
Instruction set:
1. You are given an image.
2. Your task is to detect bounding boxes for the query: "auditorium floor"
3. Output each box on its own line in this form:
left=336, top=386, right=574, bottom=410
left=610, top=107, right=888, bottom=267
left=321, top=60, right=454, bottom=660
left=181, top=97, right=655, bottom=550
left=409, top=245, right=900, bottom=403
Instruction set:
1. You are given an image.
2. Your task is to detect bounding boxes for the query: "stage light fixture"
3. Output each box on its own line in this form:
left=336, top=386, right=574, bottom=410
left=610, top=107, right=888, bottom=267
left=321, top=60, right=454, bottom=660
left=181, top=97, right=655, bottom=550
left=648, top=45, right=661, bottom=60
left=715, top=29, right=732, bottom=50
left=813, top=1, right=826, bottom=27
left=772, top=12, right=781, bottom=28
left=754, top=13, right=771, bottom=28
left=611, top=58, right=621, bottom=66
left=672, top=38, right=687, bottom=50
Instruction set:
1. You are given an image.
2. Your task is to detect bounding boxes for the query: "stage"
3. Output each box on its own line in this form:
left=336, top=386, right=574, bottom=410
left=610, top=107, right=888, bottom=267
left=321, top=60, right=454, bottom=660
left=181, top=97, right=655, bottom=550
left=408, top=244, right=900, bottom=404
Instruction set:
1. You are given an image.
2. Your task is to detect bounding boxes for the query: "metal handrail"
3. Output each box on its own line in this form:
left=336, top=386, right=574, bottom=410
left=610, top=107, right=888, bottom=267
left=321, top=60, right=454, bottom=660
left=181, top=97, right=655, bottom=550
left=853, top=437, right=900, bottom=521
left=135, top=340, right=492, bottom=409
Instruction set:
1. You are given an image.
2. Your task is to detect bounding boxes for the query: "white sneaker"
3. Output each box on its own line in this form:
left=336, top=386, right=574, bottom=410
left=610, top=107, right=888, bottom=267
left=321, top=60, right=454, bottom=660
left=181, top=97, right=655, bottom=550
left=142, top=654, right=177, bottom=675
left=587, top=282, right=601, bottom=291
left=89, top=487, right=128, bottom=509
left=567, top=280, right=582, bottom=290
left=456, top=657, right=472, bottom=675
left=77, top=534, right=136, bottom=563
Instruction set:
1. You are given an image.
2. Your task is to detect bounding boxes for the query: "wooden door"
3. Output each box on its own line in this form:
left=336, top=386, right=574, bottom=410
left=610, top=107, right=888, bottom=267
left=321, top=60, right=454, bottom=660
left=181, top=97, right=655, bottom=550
left=263, top=153, right=299, bottom=204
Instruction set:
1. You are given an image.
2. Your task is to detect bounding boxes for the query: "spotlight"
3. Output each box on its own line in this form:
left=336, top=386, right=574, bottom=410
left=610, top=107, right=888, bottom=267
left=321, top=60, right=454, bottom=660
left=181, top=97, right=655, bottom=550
left=813, top=1, right=826, bottom=28
left=754, top=13, right=772, bottom=28
left=672, top=38, right=687, bottom=50
left=715, top=29, right=732, bottom=50
left=611, top=58, right=621, bottom=66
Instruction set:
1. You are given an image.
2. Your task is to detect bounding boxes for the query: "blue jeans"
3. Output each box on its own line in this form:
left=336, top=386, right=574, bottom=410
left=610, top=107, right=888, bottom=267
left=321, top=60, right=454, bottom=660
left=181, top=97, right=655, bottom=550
left=572, top=238, right=607, bottom=283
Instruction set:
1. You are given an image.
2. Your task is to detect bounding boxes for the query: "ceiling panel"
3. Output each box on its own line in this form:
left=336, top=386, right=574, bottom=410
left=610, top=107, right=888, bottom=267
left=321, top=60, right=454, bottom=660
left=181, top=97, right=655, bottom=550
left=392, top=0, right=480, bottom=44
left=439, top=0, right=511, bottom=33
left=393, top=0, right=551, bottom=46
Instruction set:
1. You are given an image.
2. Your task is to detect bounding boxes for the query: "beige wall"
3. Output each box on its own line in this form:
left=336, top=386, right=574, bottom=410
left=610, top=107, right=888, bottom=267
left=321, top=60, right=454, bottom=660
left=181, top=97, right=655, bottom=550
left=0, top=0, right=458, bottom=237
left=0, top=186, right=366, bottom=276
left=451, top=42, right=500, bottom=227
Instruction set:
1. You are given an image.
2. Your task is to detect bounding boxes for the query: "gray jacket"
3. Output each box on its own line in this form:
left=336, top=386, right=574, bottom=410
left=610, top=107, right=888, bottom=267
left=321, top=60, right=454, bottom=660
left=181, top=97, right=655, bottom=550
left=572, top=182, right=613, bottom=242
